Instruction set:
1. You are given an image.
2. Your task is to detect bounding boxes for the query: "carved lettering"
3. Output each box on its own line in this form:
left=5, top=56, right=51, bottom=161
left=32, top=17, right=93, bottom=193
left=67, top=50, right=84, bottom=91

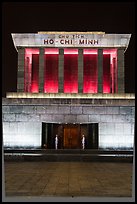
left=60, top=39, right=64, bottom=44
left=79, top=39, right=85, bottom=44
left=49, top=39, right=54, bottom=44
left=65, top=39, right=70, bottom=44
left=44, top=37, right=99, bottom=45
left=94, top=40, right=98, bottom=44
left=44, top=39, right=54, bottom=44
left=88, top=40, right=93, bottom=44
left=44, top=39, right=48, bottom=44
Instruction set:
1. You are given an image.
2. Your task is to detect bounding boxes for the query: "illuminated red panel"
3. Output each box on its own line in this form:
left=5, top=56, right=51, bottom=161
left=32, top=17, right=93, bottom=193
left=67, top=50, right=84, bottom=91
left=84, top=49, right=97, bottom=54
left=103, top=54, right=110, bottom=93
left=64, top=49, right=78, bottom=54
left=64, top=49, right=78, bottom=93
left=110, top=63, right=114, bottom=93
left=113, top=57, right=118, bottom=93
left=45, top=48, right=59, bottom=54
left=83, top=49, right=98, bottom=93
left=24, top=49, right=39, bottom=93
left=31, top=54, right=39, bottom=93
left=24, top=52, right=32, bottom=92
left=103, top=49, right=117, bottom=93
left=44, top=49, right=59, bottom=93
left=25, top=49, right=39, bottom=55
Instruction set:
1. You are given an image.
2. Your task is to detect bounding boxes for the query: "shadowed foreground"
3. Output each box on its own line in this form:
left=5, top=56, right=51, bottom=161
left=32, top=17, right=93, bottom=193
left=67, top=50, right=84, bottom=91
left=4, top=161, right=133, bottom=197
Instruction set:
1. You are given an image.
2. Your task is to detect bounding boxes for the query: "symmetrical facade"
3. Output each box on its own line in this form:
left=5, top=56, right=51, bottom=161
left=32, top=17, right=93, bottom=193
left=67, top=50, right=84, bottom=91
left=2, top=32, right=135, bottom=150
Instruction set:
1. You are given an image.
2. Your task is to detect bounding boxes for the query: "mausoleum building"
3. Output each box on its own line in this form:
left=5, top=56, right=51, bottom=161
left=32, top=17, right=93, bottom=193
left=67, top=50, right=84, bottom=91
left=2, top=32, right=135, bottom=150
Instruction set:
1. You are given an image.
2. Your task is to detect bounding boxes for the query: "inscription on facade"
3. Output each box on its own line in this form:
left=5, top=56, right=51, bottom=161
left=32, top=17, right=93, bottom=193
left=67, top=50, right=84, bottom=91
left=44, top=34, right=99, bottom=45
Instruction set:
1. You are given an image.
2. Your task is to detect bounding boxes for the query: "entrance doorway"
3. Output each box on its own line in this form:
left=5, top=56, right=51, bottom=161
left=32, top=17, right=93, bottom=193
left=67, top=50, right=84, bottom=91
left=63, top=124, right=80, bottom=149
left=41, top=123, right=98, bottom=149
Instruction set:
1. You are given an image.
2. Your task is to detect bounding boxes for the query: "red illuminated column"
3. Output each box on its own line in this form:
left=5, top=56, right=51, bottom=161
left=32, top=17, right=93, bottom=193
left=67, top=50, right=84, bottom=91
left=102, top=49, right=118, bottom=93
left=113, top=58, right=118, bottom=93
left=25, top=49, right=40, bottom=93
left=110, top=63, right=113, bottom=93
left=83, top=50, right=98, bottom=93
left=31, top=54, right=39, bottom=93
left=44, top=51, right=59, bottom=93
left=64, top=51, right=78, bottom=93
left=103, top=54, right=111, bottom=93
left=111, top=58, right=117, bottom=94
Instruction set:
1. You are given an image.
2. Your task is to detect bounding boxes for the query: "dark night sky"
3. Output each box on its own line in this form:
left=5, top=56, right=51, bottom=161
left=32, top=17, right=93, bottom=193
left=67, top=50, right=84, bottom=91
left=2, top=1, right=135, bottom=97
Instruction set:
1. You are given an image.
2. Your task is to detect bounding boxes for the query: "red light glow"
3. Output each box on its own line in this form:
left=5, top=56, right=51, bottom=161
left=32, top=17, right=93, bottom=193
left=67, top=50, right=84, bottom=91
left=24, top=48, right=118, bottom=94
left=103, top=49, right=117, bottom=55
left=25, top=49, right=39, bottom=93
left=44, top=54, right=58, bottom=93
left=64, top=53, right=78, bottom=93
left=64, top=49, right=78, bottom=54
left=31, top=83, right=39, bottom=92
left=83, top=49, right=98, bottom=93
left=44, top=48, right=59, bottom=54
left=103, top=54, right=110, bottom=93
left=25, top=48, right=39, bottom=55
left=31, top=54, right=39, bottom=93
left=103, top=49, right=117, bottom=93
left=83, top=49, right=97, bottom=54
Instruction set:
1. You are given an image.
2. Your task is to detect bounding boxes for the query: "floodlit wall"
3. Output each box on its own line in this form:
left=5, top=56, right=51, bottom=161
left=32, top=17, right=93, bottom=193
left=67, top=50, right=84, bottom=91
left=2, top=98, right=135, bottom=149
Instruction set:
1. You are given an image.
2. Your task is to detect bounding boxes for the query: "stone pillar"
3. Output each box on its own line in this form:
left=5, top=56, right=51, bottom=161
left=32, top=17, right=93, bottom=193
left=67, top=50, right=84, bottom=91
left=17, top=48, right=25, bottom=92
left=39, top=48, right=45, bottom=92
left=58, top=49, right=64, bottom=93
left=117, top=48, right=125, bottom=93
left=98, top=49, right=103, bottom=93
left=78, top=49, right=83, bottom=93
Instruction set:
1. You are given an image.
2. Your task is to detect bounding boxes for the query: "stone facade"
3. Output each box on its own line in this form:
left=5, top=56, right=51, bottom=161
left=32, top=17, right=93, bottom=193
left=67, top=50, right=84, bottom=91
left=2, top=32, right=134, bottom=150
left=2, top=98, right=135, bottom=149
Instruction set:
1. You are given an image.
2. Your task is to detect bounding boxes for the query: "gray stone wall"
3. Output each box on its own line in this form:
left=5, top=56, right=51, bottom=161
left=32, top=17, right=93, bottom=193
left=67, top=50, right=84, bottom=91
left=39, top=48, right=44, bottom=92
left=2, top=98, right=135, bottom=149
left=58, top=49, right=64, bottom=92
left=17, top=48, right=25, bottom=92
left=98, top=49, right=103, bottom=93
left=117, top=48, right=125, bottom=93
left=78, top=49, right=83, bottom=93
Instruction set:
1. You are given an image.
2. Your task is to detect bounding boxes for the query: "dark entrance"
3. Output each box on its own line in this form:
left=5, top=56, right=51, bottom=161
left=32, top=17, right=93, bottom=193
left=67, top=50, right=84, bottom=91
left=42, top=123, right=98, bottom=149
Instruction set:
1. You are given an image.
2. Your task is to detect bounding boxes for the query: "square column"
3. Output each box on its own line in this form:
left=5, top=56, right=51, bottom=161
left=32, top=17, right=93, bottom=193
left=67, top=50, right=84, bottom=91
left=58, top=49, right=64, bottom=93
left=117, top=48, right=125, bottom=93
left=98, top=49, right=103, bottom=93
left=78, top=49, right=83, bottom=93
left=17, top=48, right=25, bottom=92
left=39, top=48, right=44, bottom=92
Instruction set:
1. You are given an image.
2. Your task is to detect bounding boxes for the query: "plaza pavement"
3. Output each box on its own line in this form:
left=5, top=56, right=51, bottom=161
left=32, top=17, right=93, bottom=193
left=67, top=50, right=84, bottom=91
left=3, top=161, right=133, bottom=199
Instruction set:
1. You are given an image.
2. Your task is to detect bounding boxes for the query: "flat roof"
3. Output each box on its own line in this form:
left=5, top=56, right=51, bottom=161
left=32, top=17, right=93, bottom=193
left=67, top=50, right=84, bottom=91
left=11, top=32, right=131, bottom=51
left=38, top=31, right=106, bottom=34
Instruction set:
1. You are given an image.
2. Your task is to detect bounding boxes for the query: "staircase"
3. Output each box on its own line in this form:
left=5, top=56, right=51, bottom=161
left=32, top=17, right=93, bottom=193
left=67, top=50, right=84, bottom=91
left=4, top=149, right=133, bottom=162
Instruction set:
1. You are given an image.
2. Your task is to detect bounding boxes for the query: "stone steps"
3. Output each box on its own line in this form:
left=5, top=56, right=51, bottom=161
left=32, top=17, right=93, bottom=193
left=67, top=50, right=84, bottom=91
left=4, top=148, right=133, bottom=154
left=4, top=149, right=133, bottom=162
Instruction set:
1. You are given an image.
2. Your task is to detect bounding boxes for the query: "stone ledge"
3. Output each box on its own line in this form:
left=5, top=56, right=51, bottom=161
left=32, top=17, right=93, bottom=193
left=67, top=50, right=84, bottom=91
left=6, top=92, right=135, bottom=99
left=2, top=97, right=135, bottom=106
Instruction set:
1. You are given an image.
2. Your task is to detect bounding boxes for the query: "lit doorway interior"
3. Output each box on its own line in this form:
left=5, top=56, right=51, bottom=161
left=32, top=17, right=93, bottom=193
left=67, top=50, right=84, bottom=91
left=42, top=123, right=98, bottom=149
